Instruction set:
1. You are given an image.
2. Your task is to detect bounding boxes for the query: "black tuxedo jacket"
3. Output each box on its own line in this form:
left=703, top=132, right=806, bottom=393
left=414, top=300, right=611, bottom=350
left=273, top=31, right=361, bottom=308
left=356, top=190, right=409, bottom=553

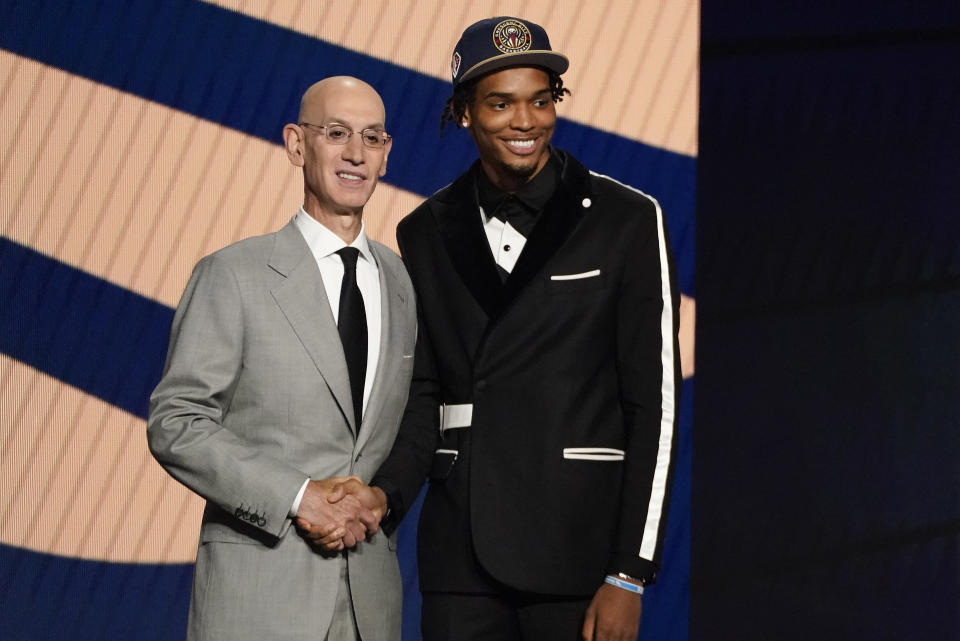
left=374, top=150, right=681, bottom=596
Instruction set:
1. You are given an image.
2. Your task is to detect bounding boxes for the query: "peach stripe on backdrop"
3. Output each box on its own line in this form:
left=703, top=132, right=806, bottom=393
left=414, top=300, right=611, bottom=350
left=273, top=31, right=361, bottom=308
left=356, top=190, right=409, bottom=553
left=0, top=355, right=204, bottom=563
left=0, top=52, right=426, bottom=309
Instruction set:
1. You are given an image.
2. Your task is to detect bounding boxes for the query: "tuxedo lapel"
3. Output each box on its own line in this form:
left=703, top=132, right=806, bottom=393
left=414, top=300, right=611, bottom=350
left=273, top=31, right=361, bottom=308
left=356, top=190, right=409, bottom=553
left=355, top=243, right=409, bottom=452
left=435, top=165, right=502, bottom=319
left=499, top=153, right=592, bottom=312
left=434, top=154, right=592, bottom=323
left=268, top=223, right=355, bottom=434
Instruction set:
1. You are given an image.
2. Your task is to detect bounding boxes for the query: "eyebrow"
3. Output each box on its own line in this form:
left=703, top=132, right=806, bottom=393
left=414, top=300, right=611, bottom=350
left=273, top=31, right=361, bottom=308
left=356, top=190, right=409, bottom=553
left=482, top=88, right=552, bottom=101
left=325, top=117, right=386, bottom=130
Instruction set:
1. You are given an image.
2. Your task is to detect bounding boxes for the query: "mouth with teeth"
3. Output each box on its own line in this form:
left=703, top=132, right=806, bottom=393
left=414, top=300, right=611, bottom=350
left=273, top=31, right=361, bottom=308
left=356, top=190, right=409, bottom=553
left=503, top=138, right=538, bottom=155
left=336, top=171, right=366, bottom=184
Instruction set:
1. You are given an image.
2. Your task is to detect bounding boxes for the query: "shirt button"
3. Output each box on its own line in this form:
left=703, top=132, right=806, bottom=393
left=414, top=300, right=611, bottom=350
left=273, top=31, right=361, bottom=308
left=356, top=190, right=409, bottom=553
left=503, top=244, right=511, bottom=252
left=582, top=198, right=592, bottom=208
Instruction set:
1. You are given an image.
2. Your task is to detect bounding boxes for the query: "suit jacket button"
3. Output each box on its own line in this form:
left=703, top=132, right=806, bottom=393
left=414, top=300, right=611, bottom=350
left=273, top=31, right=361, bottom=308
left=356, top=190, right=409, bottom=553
left=475, top=379, right=487, bottom=392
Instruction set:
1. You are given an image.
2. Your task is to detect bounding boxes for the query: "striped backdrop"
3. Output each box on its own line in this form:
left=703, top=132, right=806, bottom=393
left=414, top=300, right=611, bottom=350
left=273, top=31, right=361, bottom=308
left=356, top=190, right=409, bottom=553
left=0, top=2, right=697, bottom=639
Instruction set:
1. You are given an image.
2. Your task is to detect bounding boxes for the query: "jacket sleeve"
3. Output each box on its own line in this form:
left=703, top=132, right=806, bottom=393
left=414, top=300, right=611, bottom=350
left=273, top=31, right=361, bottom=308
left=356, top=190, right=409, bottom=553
left=609, top=196, right=682, bottom=584
left=146, top=255, right=307, bottom=538
left=370, top=228, right=442, bottom=532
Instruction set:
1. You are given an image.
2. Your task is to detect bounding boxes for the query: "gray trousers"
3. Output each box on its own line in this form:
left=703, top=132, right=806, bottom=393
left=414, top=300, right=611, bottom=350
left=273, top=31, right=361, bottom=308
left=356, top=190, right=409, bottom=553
left=325, top=557, right=361, bottom=641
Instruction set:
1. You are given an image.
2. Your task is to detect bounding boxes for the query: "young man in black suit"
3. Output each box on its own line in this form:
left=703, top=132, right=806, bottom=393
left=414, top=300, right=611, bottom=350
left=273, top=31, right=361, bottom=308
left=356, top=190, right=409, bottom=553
left=322, top=16, right=682, bottom=641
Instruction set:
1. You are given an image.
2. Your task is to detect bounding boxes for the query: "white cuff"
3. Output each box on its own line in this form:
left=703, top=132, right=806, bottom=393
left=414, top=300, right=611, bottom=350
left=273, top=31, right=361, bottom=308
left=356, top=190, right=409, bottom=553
left=289, top=478, right=310, bottom=518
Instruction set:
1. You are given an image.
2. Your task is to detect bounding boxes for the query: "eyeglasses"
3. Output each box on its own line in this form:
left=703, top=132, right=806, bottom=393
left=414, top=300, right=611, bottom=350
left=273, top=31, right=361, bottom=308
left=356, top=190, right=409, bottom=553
left=299, top=122, right=392, bottom=149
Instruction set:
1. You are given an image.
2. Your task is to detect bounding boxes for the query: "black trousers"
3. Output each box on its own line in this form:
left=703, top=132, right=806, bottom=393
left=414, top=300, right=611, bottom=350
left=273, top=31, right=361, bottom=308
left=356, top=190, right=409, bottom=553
left=421, top=591, right=592, bottom=641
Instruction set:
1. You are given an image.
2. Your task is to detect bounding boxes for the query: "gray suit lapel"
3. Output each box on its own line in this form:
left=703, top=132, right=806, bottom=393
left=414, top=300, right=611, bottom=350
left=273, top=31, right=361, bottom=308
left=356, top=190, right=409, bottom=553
left=268, top=222, right=355, bottom=433
left=356, top=243, right=408, bottom=452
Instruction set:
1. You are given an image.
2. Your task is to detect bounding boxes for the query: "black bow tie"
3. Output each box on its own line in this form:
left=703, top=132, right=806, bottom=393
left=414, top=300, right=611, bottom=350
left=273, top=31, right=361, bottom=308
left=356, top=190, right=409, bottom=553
left=489, top=196, right=537, bottom=237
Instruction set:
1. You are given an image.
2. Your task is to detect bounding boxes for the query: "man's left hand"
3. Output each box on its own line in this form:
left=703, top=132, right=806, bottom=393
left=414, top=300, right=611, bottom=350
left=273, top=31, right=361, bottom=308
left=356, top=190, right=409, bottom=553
left=582, top=582, right=642, bottom=641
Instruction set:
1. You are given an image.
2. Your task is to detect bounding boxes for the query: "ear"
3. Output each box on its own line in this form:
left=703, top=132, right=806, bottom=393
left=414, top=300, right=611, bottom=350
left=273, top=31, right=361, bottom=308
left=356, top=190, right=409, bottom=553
left=282, top=123, right=305, bottom=167
left=378, top=137, right=393, bottom=178
left=461, top=103, right=472, bottom=128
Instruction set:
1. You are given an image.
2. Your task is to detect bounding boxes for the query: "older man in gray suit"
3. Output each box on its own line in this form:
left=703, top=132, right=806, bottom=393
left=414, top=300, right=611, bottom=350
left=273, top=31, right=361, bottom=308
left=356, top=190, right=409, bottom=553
left=148, top=76, right=416, bottom=641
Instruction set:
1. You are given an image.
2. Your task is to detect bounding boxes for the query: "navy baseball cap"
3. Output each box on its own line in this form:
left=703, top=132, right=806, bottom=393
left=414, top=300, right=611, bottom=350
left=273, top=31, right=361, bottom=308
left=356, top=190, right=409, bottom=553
left=450, top=17, right=569, bottom=86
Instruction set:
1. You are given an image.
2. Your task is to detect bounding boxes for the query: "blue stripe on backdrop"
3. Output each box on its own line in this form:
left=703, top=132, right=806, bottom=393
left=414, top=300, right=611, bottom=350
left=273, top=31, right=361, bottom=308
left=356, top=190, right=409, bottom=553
left=0, top=542, right=193, bottom=641
left=0, top=0, right=695, bottom=294
left=0, top=238, right=170, bottom=419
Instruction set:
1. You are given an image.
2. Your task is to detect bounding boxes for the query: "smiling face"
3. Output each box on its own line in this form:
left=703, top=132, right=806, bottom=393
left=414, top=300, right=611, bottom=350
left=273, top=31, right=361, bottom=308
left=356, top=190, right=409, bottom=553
left=463, top=66, right=557, bottom=192
left=283, top=77, right=391, bottom=226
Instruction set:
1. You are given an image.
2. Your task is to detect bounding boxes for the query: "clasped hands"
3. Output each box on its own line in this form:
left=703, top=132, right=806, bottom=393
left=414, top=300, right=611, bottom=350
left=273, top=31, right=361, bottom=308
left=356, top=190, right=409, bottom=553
left=294, top=476, right=387, bottom=552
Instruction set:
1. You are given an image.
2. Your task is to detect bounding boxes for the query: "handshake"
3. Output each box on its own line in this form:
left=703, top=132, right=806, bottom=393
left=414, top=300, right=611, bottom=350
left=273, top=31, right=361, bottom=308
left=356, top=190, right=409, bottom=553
left=293, top=476, right=387, bottom=552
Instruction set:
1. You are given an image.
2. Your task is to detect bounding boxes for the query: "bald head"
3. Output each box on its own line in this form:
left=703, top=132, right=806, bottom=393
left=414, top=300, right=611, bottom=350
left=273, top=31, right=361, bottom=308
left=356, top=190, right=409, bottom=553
left=298, top=76, right=386, bottom=125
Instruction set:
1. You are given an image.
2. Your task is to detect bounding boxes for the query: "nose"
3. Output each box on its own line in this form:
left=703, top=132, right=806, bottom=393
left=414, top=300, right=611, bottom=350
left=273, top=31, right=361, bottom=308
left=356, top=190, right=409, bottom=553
left=510, top=103, right=534, bottom=130
left=341, top=133, right=365, bottom=163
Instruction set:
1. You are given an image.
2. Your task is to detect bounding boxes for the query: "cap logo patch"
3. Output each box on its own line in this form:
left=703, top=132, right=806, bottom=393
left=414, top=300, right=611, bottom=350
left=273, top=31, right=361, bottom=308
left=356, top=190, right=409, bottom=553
left=492, top=19, right=532, bottom=54
left=451, top=51, right=461, bottom=77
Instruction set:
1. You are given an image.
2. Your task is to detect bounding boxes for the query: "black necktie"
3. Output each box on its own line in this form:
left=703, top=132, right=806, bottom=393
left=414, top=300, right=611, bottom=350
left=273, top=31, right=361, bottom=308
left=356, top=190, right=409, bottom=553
left=336, top=247, right=367, bottom=432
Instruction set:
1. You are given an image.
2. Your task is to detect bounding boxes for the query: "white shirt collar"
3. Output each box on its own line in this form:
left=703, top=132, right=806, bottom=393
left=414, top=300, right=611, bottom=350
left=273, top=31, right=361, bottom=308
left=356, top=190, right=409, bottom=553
left=293, top=207, right=376, bottom=266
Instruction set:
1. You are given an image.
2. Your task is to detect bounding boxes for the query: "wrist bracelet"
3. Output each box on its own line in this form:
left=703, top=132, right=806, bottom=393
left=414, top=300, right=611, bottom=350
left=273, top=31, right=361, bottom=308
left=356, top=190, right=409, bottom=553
left=604, top=574, right=644, bottom=595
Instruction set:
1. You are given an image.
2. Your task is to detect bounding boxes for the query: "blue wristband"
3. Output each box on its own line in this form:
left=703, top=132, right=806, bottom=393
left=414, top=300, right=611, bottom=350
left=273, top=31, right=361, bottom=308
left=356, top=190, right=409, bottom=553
left=604, top=574, right=644, bottom=595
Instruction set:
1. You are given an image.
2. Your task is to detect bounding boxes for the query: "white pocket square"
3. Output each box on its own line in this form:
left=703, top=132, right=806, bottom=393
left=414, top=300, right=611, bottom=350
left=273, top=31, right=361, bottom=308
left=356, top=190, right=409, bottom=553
left=563, top=447, right=625, bottom=461
left=550, top=269, right=601, bottom=281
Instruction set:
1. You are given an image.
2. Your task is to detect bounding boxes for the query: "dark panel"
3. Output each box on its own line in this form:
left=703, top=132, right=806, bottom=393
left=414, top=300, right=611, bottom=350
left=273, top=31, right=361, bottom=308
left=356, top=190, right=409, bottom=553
left=695, top=5, right=960, bottom=639
left=698, top=43, right=960, bottom=318
left=702, top=1, right=960, bottom=44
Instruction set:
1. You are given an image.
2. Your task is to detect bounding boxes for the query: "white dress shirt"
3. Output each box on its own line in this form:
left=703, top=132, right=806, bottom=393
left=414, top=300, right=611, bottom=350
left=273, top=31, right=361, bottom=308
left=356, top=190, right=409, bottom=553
left=480, top=208, right=527, bottom=274
left=293, top=208, right=382, bottom=411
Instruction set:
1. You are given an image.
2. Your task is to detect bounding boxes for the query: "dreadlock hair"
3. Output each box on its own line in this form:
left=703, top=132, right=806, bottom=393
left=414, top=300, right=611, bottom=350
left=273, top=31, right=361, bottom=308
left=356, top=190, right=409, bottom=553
left=440, top=68, right=571, bottom=134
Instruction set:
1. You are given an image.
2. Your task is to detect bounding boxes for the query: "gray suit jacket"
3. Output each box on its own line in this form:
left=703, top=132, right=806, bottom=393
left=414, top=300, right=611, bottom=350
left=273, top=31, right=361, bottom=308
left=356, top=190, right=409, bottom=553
left=148, top=220, right=416, bottom=641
